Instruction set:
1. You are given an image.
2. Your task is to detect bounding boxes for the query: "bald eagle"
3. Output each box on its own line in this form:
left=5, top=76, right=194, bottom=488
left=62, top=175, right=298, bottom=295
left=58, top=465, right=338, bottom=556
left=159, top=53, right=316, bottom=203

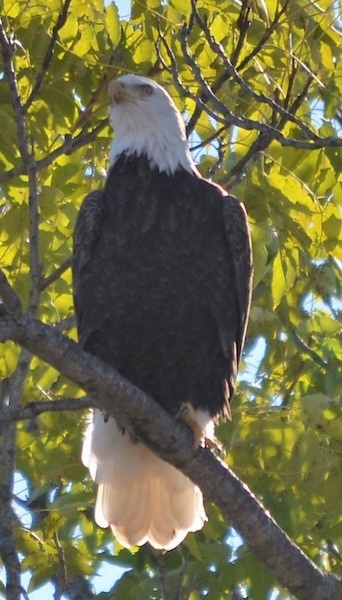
left=72, top=75, right=252, bottom=550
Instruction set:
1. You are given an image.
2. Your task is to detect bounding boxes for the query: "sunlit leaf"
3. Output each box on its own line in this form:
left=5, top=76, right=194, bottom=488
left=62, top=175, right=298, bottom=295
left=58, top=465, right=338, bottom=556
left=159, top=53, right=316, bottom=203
left=106, top=2, right=122, bottom=48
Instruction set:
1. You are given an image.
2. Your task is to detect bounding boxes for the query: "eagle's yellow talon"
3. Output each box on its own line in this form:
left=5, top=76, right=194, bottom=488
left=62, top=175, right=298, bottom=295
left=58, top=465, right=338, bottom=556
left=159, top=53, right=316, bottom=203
left=176, top=402, right=206, bottom=449
left=176, top=402, right=222, bottom=452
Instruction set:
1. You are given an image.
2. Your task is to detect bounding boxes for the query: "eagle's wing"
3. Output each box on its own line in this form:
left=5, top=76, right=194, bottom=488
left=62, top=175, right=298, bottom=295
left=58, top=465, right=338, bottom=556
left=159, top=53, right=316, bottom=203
left=72, top=190, right=105, bottom=348
left=205, top=191, right=252, bottom=418
left=223, top=194, right=253, bottom=365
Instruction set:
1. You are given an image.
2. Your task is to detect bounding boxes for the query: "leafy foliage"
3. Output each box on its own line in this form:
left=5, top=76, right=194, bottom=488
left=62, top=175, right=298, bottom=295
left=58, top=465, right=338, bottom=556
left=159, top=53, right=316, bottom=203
left=0, top=0, right=341, bottom=598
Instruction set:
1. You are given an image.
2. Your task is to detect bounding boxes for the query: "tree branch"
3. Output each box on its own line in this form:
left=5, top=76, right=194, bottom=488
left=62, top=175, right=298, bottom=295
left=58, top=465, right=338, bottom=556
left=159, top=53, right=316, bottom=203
left=0, top=23, right=40, bottom=599
left=231, top=0, right=252, bottom=66
left=290, top=327, right=328, bottom=370
left=0, top=345, right=33, bottom=599
left=145, top=547, right=172, bottom=600
left=53, top=532, right=68, bottom=600
left=236, top=0, right=291, bottom=71
left=0, top=17, right=43, bottom=312
left=0, top=396, right=93, bottom=422
left=159, top=24, right=341, bottom=152
left=0, top=119, right=109, bottom=184
left=40, top=258, right=72, bottom=291
left=24, top=0, right=73, bottom=110
left=190, top=0, right=317, bottom=141
left=1, top=308, right=341, bottom=599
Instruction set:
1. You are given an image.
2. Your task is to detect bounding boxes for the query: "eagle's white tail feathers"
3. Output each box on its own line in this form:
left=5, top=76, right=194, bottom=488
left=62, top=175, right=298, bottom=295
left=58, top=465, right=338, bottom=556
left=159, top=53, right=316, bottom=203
left=82, top=410, right=208, bottom=550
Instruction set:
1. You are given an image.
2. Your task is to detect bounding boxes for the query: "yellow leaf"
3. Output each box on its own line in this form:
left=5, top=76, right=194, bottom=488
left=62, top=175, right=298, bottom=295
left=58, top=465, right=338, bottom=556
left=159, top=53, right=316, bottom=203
left=106, top=2, right=121, bottom=48
left=271, top=252, right=287, bottom=309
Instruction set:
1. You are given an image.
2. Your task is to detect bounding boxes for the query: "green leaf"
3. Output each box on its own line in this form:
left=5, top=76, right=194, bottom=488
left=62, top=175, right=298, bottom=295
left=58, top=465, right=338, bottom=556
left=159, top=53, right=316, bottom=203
left=271, top=252, right=287, bottom=309
left=106, top=2, right=121, bottom=48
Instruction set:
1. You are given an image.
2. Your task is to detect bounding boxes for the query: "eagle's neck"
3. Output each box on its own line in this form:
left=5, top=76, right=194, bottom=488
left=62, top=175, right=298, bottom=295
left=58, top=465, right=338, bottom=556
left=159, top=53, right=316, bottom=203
left=108, top=104, right=199, bottom=176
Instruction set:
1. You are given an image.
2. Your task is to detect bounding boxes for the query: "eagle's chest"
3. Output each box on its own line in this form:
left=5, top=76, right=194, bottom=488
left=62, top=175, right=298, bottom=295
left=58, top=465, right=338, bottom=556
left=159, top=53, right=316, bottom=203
left=98, top=186, right=214, bottom=292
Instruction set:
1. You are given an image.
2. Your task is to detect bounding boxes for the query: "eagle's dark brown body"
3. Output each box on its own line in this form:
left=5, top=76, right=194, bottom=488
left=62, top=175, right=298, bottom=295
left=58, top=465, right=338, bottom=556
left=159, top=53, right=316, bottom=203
left=73, top=153, right=252, bottom=421
left=73, top=75, right=253, bottom=551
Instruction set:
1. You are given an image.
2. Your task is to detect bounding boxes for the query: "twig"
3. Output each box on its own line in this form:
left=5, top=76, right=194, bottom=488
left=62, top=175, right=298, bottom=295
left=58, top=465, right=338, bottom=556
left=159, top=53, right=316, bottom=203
left=40, top=258, right=72, bottom=291
left=0, top=396, right=94, bottom=422
left=0, top=21, right=46, bottom=598
left=24, top=0, right=72, bottom=110
left=158, top=21, right=342, bottom=150
left=220, top=131, right=271, bottom=187
left=190, top=0, right=319, bottom=140
left=231, top=0, right=252, bottom=66
left=290, top=327, right=328, bottom=370
left=145, top=546, right=172, bottom=600
left=186, top=71, right=230, bottom=136
left=27, top=156, right=42, bottom=313
left=53, top=532, right=68, bottom=600
left=277, top=309, right=328, bottom=370
left=236, top=0, right=291, bottom=71
left=176, top=0, right=287, bottom=136
left=0, top=118, right=109, bottom=184
left=287, top=75, right=314, bottom=121
left=0, top=22, right=25, bottom=159
left=221, top=73, right=315, bottom=186
left=190, top=126, right=228, bottom=152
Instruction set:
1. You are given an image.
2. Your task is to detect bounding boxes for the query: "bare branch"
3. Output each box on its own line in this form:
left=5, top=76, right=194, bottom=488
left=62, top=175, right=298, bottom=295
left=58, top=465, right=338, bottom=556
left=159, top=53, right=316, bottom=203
left=24, top=0, right=73, bottom=110
left=53, top=532, right=68, bottom=600
left=159, top=22, right=342, bottom=152
left=290, top=327, right=328, bottom=370
left=0, top=118, right=109, bottom=184
left=190, top=126, right=229, bottom=152
left=0, top=396, right=93, bottom=422
left=220, top=132, right=271, bottom=188
left=186, top=71, right=230, bottom=137
left=231, top=0, right=252, bottom=66
left=0, top=24, right=41, bottom=598
left=1, top=309, right=342, bottom=599
left=145, top=547, right=172, bottom=600
left=287, top=74, right=314, bottom=121
left=236, top=0, right=291, bottom=71
left=190, top=0, right=317, bottom=141
left=0, top=18, right=43, bottom=312
left=222, top=73, right=315, bottom=186
left=40, top=257, right=72, bottom=291
left=0, top=347, right=33, bottom=600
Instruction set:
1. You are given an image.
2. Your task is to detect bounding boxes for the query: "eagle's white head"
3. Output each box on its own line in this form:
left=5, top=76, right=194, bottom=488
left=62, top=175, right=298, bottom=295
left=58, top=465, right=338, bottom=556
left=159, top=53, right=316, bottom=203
left=108, top=74, right=198, bottom=175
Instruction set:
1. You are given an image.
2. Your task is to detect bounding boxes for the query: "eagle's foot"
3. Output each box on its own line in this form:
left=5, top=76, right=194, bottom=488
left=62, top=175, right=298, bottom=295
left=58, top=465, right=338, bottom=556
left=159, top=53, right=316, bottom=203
left=176, top=403, right=222, bottom=453
left=176, top=403, right=207, bottom=449
left=102, top=409, right=110, bottom=422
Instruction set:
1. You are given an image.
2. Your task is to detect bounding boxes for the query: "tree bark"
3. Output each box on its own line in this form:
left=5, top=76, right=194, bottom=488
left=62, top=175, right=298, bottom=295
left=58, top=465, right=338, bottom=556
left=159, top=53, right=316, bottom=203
left=0, top=308, right=341, bottom=600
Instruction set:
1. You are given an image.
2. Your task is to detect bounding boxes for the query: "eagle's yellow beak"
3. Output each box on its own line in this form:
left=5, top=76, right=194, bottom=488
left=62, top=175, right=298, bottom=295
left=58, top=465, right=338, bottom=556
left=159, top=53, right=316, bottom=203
left=108, top=80, right=135, bottom=104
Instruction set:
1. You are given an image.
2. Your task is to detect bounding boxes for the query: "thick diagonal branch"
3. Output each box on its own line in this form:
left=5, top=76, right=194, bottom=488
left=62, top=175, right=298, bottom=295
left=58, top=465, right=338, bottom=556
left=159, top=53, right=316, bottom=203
left=0, top=309, right=341, bottom=600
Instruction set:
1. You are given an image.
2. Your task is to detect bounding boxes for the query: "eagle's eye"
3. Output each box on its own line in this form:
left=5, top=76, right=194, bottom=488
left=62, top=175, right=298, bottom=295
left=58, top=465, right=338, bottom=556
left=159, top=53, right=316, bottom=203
left=138, top=83, right=153, bottom=97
